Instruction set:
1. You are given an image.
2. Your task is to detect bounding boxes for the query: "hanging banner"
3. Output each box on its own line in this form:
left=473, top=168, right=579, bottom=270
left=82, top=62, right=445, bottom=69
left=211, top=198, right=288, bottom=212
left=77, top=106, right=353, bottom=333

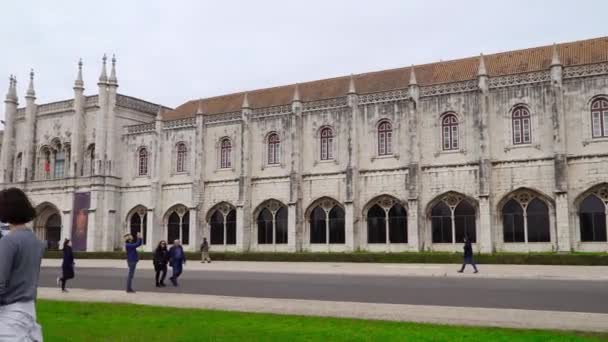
left=71, top=192, right=91, bottom=251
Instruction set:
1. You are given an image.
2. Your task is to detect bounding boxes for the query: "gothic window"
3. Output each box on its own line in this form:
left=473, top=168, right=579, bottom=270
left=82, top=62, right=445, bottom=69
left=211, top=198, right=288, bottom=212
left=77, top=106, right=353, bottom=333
left=377, top=120, right=392, bottom=156
left=129, top=210, right=147, bottom=245
left=256, top=201, right=288, bottom=245
left=320, top=127, right=334, bottom=161
left=512, top=106, right=531, bottom=145
left=267, top=133, right=280, bottom=165
left=138, top=148, right=149, bottom=176
left=367, top=199, right=408, bottom=244
left=209, top=205, right=237, bottom=245
left=176, top=143, right=187, bottom=173
left=502, top=193, right=551, bottom=243
left=579, top=194, right=607, bottom=242
left=54, top=150, right=65, bottom=178
left=431, top=195, right=476, bottom=243
left=441, top=113, right=459, bottom=151
left=309, top=199, right=344, bottom=244
left=85, top=144, right=95, bottom=176
left=14, top=153, right=22, bottom=181
left=166, top=207, right=190, bottom=245
left=591, top=98, right=608, bottom=138
left=42, top=148, right=51, bottom=180
left=220, top=138, right=232, bottom=169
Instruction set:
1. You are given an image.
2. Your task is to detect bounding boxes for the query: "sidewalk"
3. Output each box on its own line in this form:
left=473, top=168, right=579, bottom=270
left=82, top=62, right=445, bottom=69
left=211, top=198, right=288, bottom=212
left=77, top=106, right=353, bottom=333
left=38, top=287, right=608, bottom=332
left=42, top=259, right=608, bottom=281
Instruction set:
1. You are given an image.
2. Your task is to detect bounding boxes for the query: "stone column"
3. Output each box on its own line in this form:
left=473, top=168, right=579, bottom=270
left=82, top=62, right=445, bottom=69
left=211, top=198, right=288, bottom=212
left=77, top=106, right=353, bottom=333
left=477, top=54, right=493, bottom=253
left=345, top=76, right=360, bottom=250
left=287, top=204, right=297, bottom=252
left=146, top=208, right=155, bottom=248
left=290, top=86, right=304, bottom=251
left=188, top=207, right=197, bottom=251
left=555, top=193, right=571, bottom=251
left=23, top=71, right=37, bottom=182
left=61, top=210, right=72, bottom=244
left=407, top=199, right=420, bottom=250
left=478, top=197, right=493, bottom=253
left=408, top=67, right=421, bottom=251
left=236, top=205, right=245, bottom=251
left=344, top=202, right=354, bottom=251
left=0, top=76, right=18, bottom=183
left=238, top=94, right=252, bottom=251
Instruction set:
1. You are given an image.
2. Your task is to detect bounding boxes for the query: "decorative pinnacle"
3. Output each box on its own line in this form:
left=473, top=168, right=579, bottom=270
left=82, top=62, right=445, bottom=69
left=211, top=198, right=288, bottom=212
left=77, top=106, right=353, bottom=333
left=409, top=65, right=417, bottom=86
left=478, top=53, right=487, bottom=76
left=242, top=93, right=250, bottom=109
left=7, top=75, right=17, bottom=101
left=292, top=84, right=301, bottom=102
left=26, top=68, right=35, bottom=97
left=109, top=54, right=117, bottom=84
left=74, top=58, right=84, bottom=89
left=196, top=99, right=204, bottom=115
left=98, top=54, right=108, bottom=83
left=348, top=74, right=356, bottom=94
left=551, top=43, right=561, bottom=66
left=156, top=105, right=164, bottom=119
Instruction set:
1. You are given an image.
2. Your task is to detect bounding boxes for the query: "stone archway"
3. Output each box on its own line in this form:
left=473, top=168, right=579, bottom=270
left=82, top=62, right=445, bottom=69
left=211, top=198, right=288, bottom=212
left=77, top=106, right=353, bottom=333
left=34, top=203, right=62, bottom=250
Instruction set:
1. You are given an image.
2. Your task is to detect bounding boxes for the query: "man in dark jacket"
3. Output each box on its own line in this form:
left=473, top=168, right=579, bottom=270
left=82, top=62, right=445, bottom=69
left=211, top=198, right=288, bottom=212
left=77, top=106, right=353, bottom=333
left=457, top=237, right=478, bottom=273
left=125, top=232, right=143, bottom=293
left=168, top=239, right=186, bottom=286
left=200, top=237, right=211, bottom=263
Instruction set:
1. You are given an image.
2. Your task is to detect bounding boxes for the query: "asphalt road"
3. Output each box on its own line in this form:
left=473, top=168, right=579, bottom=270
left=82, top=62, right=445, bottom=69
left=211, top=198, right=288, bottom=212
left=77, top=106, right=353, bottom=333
left=40, top=267, right=608, bottom=314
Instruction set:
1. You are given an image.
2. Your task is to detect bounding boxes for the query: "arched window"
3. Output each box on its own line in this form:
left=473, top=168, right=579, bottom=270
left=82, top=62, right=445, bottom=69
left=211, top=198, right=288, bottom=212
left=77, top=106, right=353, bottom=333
left=431, top=195, right=476, bottom=243
left=267, top=133, right=280, bottom=165
left=320, top=127, right=334, bottom=161
left=42, top=148, right=51, bottom=180
left=220, top=138, right=232, bottom=169
left=129, top=211, right=147, bottom=245
left=138, top=148, right=148, bottom=176
left=85, top=144, right=95, bottom=176
left=512, top=106, right=531, bottom=144
left=378, top=121, right=392, bottom=156
left=309, top=200, right=344, bottom=244
left=441, top=114, right=459, bottom=151
left=54, top=149, right=65, bottom=178
left=367, top=205, right=386, bottom=243
left=367, top=200, right=408, bottom=244
left=502, top=193, right=551, bottom=243
left=579, top=194, right=607, bottom=242
left=176, top=143, right=187, bottom=173
left=256, top=201, right=288, bottom=245
left=591, top=98, right=608, bottom=138
left=209, top=205, right=237, bottom=245
left=166, top=207, right=190, bottom=245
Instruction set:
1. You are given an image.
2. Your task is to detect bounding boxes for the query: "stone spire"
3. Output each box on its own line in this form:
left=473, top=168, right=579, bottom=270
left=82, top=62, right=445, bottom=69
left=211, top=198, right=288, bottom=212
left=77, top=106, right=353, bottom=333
left=409, top=65, right=417, bottom=86
left=292, top=84, right=301, bottom=102
left=196, top=99, right=204, bottom=115
left=7, top=75, right=18, bottom=102
left=478, top=53, right=487, bottom=76
left=108, top=54, right=118, bottom=85
left=348, top=74, right=356, bottom=94
left=551, top=43, right=561, bottom=66
left=5, top=75, right=14, bottom=102
left=74, top=58, right=84, bottom=89
left=242, top=92, right=250, bottom=109
left=156, top=105, right=164, bottom=120
left=26, top=69, right=35, bottom=98
left=98, top=54, right=108, bottom=84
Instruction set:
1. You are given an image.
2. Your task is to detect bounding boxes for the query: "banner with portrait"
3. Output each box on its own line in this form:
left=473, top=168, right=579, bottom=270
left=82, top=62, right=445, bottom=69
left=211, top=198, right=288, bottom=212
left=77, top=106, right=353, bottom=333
left=71, top=192, right=91, bottom=251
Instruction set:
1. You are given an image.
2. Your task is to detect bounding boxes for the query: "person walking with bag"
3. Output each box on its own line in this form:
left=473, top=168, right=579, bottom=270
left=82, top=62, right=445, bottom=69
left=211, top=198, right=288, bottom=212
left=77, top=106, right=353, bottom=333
left=168, top=240, right=186, bottom=286
left=457, top=237, right=478, bottom=273
left=124, top=232, right=143, bottom=293
left=153, top=240, right=169, bottom=287
left=0, top=188, right=45, bottom=341
left=57, top=239, right=75, bottom=292
left=200, top=237, right=211, bottom=263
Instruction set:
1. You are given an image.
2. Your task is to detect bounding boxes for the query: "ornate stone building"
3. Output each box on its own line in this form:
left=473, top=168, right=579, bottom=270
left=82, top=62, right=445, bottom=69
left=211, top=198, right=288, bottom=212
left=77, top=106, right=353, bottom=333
left=1, top=37, right=608, bottom=253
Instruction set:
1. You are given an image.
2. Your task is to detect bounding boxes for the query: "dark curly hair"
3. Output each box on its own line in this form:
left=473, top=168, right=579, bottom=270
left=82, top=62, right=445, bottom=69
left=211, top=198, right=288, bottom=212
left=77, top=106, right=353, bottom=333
left=0, top=188, right=36, bottom=225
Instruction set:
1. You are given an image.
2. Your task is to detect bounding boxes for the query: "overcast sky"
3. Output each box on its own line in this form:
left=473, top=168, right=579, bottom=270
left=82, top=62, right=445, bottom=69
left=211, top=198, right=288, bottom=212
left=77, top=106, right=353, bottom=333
left=1, top=0, right=607, bottom=118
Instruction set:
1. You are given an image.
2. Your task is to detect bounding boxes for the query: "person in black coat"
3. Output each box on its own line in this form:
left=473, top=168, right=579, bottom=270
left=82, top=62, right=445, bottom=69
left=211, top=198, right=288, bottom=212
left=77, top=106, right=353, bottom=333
left=457, top=237, right=478, bottom=273
left=168, top=239, right=186, bottom=286
left=57, top=239, right=75, bottom=292
left=153, top=240, right=169, bottom=287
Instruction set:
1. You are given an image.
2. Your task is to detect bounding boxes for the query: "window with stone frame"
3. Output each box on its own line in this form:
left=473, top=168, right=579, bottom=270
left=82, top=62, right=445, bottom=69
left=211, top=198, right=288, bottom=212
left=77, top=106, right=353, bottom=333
left=129, top=209, right=147, bottom=245
left=579, top=187, right=608, bottom=242
left=209, top=203, right=237, bottom=245
left=256, top=200, right=288, bottom=245
left=377, top=120, right=393, bottom=156
left=309, top=199, right=345, bottom=244
left=220, top=138, right=232, bottom=169
left=85, top=144, right=95, bottom=176
left=512, top=106, right=531, bottom=145
left=138, top=148, right=149, bottom=176
left=320, top=127, right=334, bottom=161
left=591, top=98, right=608, bottom=138
left=366, top=197, right=407, bottom=244
left=441, top=113, right=459, bottom=151
left=267, top=133, right=280, bottom=165
left=166, top=207, right=189, bottom=245
left=502, top=192, right=551, bottom=243
left=176, top=142, right=187, bottom=173
left=431, top=194, right=476, bottom=243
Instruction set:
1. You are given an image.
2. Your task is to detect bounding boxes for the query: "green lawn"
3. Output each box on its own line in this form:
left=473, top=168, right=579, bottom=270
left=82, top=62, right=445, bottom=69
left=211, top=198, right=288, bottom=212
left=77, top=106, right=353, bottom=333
left=38, top=300, right=607, bottom=341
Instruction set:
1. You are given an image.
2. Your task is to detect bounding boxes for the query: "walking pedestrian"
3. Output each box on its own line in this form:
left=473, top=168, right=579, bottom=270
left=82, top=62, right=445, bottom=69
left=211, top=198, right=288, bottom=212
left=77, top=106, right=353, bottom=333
left=57, top=239, right=75, bottom=292
left=200, top=237, right=211, bottom=263
left=125, top=232, right=143, bottom=293
left=153, top=240, right=169, bottom=287
left=0, top=188, right=45, bottom=341
left=457, top=237, right=478, bottom=273
left=168, top=239, right=186, bottom=286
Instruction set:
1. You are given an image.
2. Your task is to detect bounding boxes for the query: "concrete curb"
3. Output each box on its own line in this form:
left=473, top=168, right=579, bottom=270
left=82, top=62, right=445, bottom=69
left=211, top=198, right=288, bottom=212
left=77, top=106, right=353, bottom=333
left=38, top=287, right=608, bottom=333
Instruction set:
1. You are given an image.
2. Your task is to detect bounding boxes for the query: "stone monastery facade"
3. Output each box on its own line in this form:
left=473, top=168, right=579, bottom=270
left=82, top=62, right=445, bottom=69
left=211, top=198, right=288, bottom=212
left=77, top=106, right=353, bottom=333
left=1, top=37, right=608, bottom=253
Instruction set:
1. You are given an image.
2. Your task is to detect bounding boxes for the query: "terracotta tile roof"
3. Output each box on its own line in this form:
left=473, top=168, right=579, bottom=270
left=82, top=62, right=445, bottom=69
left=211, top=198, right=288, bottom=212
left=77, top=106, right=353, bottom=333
left=164, top=36, right=608, bottom=120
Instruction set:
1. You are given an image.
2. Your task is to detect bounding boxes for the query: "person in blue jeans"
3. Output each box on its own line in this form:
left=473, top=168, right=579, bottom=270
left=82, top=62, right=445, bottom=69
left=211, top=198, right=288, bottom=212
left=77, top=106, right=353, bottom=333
left=125, top=232, right=143, bottom=293
left=457, top=237, right=478, bottom=273
left=168, top=239, right=186, bottom=286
